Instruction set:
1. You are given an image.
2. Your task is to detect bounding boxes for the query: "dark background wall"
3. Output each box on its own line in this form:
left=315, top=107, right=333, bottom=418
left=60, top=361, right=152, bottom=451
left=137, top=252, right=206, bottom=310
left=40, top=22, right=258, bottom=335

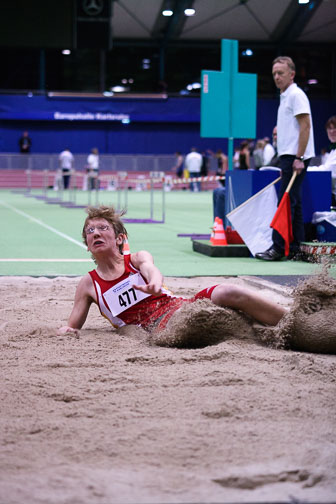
left=0, top=95, right=333, bottom=155
left=0, top=0, right=335, bottom=157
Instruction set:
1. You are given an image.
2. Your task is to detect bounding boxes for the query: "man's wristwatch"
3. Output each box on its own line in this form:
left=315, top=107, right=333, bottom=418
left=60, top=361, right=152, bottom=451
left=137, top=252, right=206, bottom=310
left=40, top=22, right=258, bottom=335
left=295, top=155, right=304, bottom=161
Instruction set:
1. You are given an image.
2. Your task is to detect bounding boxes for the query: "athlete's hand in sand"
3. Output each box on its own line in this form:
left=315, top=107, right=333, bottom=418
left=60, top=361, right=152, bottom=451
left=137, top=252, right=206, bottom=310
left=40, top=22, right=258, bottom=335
left=133, top=282, right=162, bottom=296
left=58, top=326, right=80, bottom=337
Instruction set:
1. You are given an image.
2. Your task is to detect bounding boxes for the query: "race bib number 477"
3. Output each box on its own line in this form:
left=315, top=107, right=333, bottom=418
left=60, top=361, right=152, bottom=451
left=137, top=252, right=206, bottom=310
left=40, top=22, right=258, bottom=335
left=103, top=273, right=151, bottom=316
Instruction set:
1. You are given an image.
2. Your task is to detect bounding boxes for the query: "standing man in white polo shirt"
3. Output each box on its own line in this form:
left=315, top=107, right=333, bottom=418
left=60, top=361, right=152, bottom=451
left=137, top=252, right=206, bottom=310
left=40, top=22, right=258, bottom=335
left=184, top=147, right=203, bottom=192
left=87, top=147, right=100, bottom=190
left=256, top=56, right=315, bottom=261
left=59, top=147, right=74, bottom=190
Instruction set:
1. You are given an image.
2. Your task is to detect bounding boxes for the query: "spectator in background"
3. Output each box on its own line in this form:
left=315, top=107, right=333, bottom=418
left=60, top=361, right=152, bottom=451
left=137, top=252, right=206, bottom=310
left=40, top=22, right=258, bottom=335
left=172, top=151, right=188, bottom=190
left=59, top=148, right=74, bottom=189
left=200, top=150, right=211, bottom=191
left=184, top=147, right=202, bottom=192
left=254, top=130, right=280, bottom=171
left=263, top=136, right=276, bottom=165
left=238, top=141, right=250, bottom=170
left=308, top=115, right=336, bottom=207
left=172, top=151, right=184, bottom=178
left=215, top=149, right=228, bottom=186
left=263, top=126, right=281, bottom=168
left=233, top=147, right=240, bottom=169
left=87, top=147, right=100, bottom=190
left=201, top=150, right=211, bottom=177
left=247, top=139, right=255, bottom=155
left=19, top=131, right=32, bottom=154
left=213, top=186, right=226, bottom=227
left=320, top=147, right=329, bottom=165
left=252, top=139, right=266, bottom=170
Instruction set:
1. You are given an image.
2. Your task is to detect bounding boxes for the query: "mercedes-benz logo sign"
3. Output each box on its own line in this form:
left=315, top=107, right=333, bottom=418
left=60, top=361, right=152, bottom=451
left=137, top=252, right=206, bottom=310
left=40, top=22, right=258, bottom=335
left=82, top=0, right=104, bottom=16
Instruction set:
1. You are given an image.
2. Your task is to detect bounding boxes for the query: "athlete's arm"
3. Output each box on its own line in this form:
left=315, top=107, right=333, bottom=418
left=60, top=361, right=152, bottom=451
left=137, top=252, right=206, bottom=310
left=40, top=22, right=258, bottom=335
left=130, top=250, right=163, bottom=296
left=58, top=274, right=94, bottom=335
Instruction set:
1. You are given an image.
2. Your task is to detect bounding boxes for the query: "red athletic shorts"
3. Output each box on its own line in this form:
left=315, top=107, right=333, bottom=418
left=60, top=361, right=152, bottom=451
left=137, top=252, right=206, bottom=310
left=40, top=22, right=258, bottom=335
left=152, top=285, right=218, bottom=331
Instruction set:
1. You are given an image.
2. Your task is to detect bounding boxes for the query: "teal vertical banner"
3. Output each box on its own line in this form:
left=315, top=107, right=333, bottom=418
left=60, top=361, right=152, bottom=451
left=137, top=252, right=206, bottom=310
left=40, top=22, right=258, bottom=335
left=200, top=71, right=230, bottom=138
left=232, top=73, right=257, bottom=138
left=201, top=39, right=257, bottom=148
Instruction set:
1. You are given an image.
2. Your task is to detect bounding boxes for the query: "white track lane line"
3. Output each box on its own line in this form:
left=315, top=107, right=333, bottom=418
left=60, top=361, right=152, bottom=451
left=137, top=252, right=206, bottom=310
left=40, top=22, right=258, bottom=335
left=0, top=199, right=87, bottom=249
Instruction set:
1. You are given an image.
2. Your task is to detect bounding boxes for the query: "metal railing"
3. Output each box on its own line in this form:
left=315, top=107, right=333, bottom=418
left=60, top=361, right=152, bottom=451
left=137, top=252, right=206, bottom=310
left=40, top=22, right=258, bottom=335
left=0, top=153, right=178, bottom=172
left=0, top=152, right=219, bottom=173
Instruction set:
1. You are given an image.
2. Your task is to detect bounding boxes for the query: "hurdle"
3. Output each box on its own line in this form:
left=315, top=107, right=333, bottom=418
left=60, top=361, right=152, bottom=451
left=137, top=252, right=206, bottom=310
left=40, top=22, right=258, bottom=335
left=20, top=168, right=62, bottom=204
left=11, top=168, right=32, bottom=195
left=23, top=169, right=56, bottom=201
left=45, top=169, right=94, bottom=209
left=59, top=171, right=89, bottom=209
left=117, top=171, right=166, bottom=224
left=17, top=167, right=167, bottom=223
left=99, top=171, right=129, bottom=212
left=34, top=170, right=49, bottom=200
left=45, top=169, right=66, bottom=206
left=97, top=171, right=166, bottom=224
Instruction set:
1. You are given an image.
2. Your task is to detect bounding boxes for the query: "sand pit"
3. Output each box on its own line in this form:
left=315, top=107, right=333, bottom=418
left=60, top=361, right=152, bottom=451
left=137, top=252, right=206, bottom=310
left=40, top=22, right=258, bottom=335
left=1, top=274, right=336, bottom=503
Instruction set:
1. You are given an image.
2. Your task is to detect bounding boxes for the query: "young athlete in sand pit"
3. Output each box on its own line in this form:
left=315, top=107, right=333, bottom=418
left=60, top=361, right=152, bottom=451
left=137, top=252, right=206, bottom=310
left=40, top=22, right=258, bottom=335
left=58, top=206, right=287, bottom=337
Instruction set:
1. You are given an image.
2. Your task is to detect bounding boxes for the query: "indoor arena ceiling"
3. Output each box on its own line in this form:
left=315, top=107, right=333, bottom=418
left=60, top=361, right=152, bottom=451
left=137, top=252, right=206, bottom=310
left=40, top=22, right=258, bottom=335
left=110, top=0, right=336, bottom=46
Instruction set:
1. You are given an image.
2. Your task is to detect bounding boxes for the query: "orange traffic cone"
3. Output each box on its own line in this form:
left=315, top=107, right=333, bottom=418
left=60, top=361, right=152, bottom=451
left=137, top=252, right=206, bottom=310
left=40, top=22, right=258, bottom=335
left=123, top=238, right=130, bottom=255
left=210, top=218, right=217, bottom=243
left=210, top=217, right=228, bottom=246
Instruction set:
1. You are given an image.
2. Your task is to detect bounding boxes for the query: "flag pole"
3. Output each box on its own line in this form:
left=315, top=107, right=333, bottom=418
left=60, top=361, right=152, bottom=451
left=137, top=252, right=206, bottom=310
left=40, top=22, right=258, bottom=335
left=227, top=176, right=281, bottom=217
left=285, top=171, right=297, bottom=193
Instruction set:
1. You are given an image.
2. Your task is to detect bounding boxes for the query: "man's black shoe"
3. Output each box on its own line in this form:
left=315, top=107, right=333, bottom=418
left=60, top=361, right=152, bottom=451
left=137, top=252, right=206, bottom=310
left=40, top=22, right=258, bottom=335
left=255, top=247, right=284, bottom=261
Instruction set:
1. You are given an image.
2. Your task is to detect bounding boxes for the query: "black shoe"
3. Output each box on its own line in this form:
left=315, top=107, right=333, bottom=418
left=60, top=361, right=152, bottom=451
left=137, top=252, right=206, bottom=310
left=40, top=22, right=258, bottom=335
left=255, top=247, right=284, bottom=261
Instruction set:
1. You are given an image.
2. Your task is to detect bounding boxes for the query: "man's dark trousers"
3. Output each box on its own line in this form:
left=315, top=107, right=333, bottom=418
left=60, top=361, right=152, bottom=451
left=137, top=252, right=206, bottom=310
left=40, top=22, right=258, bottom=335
left=272, top=155, right=310, bottom=255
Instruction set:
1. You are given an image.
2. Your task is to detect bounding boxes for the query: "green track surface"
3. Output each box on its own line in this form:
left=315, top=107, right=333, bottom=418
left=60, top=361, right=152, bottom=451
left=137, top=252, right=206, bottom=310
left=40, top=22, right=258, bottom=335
left=0, top=189, right=332, bottom=277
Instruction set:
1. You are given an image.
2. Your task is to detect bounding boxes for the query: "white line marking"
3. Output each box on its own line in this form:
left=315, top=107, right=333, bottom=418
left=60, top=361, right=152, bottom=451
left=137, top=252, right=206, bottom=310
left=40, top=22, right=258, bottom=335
left=0, top=199, right=86, bottom=249
left=0, top=259, right=92, bottom=262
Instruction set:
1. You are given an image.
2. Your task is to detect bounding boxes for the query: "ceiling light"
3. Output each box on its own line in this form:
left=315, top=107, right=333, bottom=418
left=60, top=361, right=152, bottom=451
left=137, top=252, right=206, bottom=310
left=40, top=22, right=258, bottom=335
left=162, top=9, right=173, bottom=16
left=111, top=85, right=129, bottom=93
left=298, top=0, right=309, bottom=4
left=62, top=49, right=71, bottom=55
left=242, top=48, right=253, bottom=57
left=184, top=8, right=195, bottom=16
left=308, top=79, right=318, bottom=85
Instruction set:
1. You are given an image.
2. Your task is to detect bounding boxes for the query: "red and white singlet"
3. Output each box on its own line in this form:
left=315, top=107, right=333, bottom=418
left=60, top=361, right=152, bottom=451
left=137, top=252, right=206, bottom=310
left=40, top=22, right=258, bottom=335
left=89, top=255, right=217, bottom=331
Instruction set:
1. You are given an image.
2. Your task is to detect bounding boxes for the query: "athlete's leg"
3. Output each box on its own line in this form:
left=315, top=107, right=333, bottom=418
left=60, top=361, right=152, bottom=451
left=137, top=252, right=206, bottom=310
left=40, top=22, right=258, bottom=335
left=210, top=284, right=287, bottom=326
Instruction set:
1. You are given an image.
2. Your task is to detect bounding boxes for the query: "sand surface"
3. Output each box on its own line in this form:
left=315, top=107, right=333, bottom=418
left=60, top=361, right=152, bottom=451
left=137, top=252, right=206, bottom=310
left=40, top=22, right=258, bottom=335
left=1, top=274, right=336, bottom=504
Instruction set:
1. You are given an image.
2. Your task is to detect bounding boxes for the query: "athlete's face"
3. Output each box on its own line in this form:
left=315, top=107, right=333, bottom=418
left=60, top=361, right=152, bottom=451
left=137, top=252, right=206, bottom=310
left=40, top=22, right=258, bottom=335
left=85, top=218, right=123, bottom=255
left=272, top=62, right=295, bottom=93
